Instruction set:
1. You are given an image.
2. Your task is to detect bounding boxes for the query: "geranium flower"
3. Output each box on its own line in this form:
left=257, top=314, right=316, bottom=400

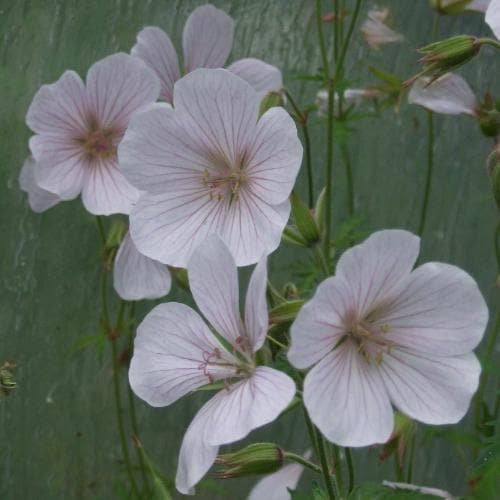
left=408, top=73, right=479, bottom=116
left=486, top=0, right=500, bottom=38
left=128, top=237, right=296, bottom=494
left=361, top=8, right=404, bottom=49
left=118, top=68, right=302, bottom=267
left=131, top=4, right=282, bottom=103
left=113, top=231, right=171, bottom=301
left=288, top=230, right=488, bottom=447
left=19, top=157, right=61, bottom=213
left=26, top=53, right=160, bottom=215
left=316, top=87, right=383, bottom=114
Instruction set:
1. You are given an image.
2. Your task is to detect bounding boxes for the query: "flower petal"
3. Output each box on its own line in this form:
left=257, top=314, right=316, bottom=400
left=188, top=236, right=245, bottom=349
left=408, top=73, right=478, bottom=116
left=467, top=0, right=491, bottom=14
left=19, top=157, right=61, bottom=212
left=113, top=232, right=171, bottom=300
left=361, top=8, right=404, bottom=49
left=30, top=134, right=87, bottom=200
left=244, top=255, right=268, bottom=352
left=304, top=341, right=394, bottom=447
left=335, top=230, right=420, bottom=318
left=245, top=107, right=303, bottom=205
left=486, top=0, right=500, bottom=40
left=182, top=4, right=234, bottom=72
left=248, top=460, right=306, bottom=500
left=129, top=302, right=238, bottom=408
left=227, top=58, right=283, bottom=97
left=81, top=158, right=141, bottom=215
left=176, top=402, right=220, bottom=495
left=26, top=70, right=89, bottom=136
left=378, top=262, right=488, bottom=356
left=86, top=52, right=160, bottom=130
left=118, top=102, right=211, bottom=194
left=379, top=349, right=481, bottom=425
left=131, top=26, right=180, bottom=103
left=288, top=276, right=353, bottom=369
left=204, top=367, right=296, bottom=446
left=173, top=68, right=259, bottom=166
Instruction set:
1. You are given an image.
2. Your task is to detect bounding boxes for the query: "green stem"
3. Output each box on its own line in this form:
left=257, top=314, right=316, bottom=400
left=96, top=216, right=106, bottom=246
left=126, top=303, right=150, bottom=494
left=406, top=431, right=416, bottom=483
left=341, top=142, right=355, bottom=216
left=303, top=405, right=320, bottom=457
left=316, top=0, right=332, bottom=78
left=284, top=452, right=322, bottom=474
left=345, top=447, right=355, bottom=494
left=478, top=37, right=500, bottom=50
left=334, top=0, right=362, bottom=77
left=316, top=427, right=339, bottom=500
left=314, top=244, right=331, bottom=277
left=284, top=90, right=314, bottom=207
left=333, top=0, right=340, bottom=61
left=418, top=111, right=435, bottom=236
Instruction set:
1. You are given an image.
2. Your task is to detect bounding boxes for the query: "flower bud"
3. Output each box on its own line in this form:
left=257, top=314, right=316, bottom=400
left=430, top=0, right=476, bottom=15
left=478, top=110, right=500, bottom=137
left=379, top=412, right=416, bottom=467
left=269, top=300, right=305, bottom=325
left=487, top=147, right=500, bottom=212
left=291, top=192, right=320, bottom=245
left=0, top=362, right=17, bottom=398
left=282, top=282, right=299, bottom=300
left=214, top=443, right=284, bottom=479
left=416, top=35, right=481, bottom=80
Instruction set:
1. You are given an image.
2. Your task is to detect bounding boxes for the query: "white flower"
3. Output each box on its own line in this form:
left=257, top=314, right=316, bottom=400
left=486, top=0, right=500, bottom=39
left=408, top=73, right=479, bottom=116
left=26, top=53, right=160, bottom=215
left=113, top=232, right=171, bottom=301
left=247, top=458, right=307, bottom=500
left=361, top=8, right=404, bottom=49
left=131, top=4, right=283, bottom=102
left=19, top=157, right=61, bottom=213
left=316, top=88, right=383, bottom=114
left=288, top=229, right=488, bottom=447
left=118, top=68, right=303, bottom=267
left=128, top=236, right=296, bottom=494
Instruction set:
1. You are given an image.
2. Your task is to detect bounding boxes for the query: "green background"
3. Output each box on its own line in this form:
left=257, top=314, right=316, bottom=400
left=0, top=0, right=498, bottom=498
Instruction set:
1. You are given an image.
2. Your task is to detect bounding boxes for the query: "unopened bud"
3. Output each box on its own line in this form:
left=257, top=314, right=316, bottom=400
left=0, top=362, right=17, bottom=398
left=430, top=0, right=475, bottom=15
left=269, top=299, right=304, bottom=325
left=487, top=147, right=500, bottom=212
left=379, top=413, right=416, bottom=466
left=259, top=91, right=285, bottom=116
left=214, top=443, right=284, bottom=479
left=291, top=192, right=320, bottom=245
left=282, top=282, right=299, bottom=300
left=479, top=110, right=500, bottom=137
left=413, top=35, right=480, bottom=82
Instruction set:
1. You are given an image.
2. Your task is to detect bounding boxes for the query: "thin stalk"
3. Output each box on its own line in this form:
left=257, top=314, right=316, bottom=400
left=333, top=0, right=340, bottom=61
left=302, top=405, right=320, bottom=458
left=418, top=111, right=435, bottom=236
left=96, top=216, right=106, bottom=246
left=406, top=432, right=416, bottom=483
left=345, top=447, right=355, bottom=494
left=478, top=37, right=500, bottom=50
left=284, top=452, right=322, bottom=474
left=316, top=428, right=339, bottom=500
left=285, top=89, right=314, bottom=207
left=334, top=0, right=362, bottom=77
left=341, top=142, right=355, bottom=216
left=331, top=444, right=343, bottom=495
left=316, top=0, right=332, bottom=78
left=314, top=244, right=331, bottom=277
left=126, top=302, right=150, bottom=494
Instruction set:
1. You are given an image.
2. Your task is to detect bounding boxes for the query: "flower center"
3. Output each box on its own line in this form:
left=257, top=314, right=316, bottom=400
left=345, top=315, right=394, bottom=365
left=199, top=347, right=255, bottom=385
left=202, top=154, right=248, bottom=204
left=82, top=129, right=117, bottom=159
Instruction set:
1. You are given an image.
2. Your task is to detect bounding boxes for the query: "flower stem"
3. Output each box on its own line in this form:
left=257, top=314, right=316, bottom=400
left=341, top=142, right=355, bottom=216
left=96, top=216, right=106, bottom=246
left=345, top=447, right=355, bottom=494
left=316, top=427, right=339, bottom=500
left=406, top=431, right=417, bottom=483
left=418, top=111, right=435, bottom=236
left=125, top=302, right=150, bottom=495
left=285, top=89, right=314, bottom=207
left=284, top=452, right=322, bottom=474
left=334, top=0, right=362, bottom=77
left=478, top=37, right=500, bottom=50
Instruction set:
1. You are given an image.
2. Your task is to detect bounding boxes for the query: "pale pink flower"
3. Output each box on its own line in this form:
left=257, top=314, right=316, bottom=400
left=128, top=237, right=296, bottom=494
left=486, top=0, right=500, bottom=38
left=316, top=88, right=383, bottom=114
left=118, top=68, right=302, bottom=267
left=361, top=8, right=404, bottom=49
left=19, top=157, right=61, bottom=213
left=408, top=73, right=479, bottom=116
left=131, top=4, right=283, bottom=103
left=113, top=232, right=171, bottom=301
left=288, top=230, right=488, bottom=447
left=247, top=451, right=310, bottom=500
left=26, top=53, right=160, bottom=215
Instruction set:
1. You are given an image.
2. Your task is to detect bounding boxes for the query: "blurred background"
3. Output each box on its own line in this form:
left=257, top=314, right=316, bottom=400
left=0, top=0, right=498, bottom=498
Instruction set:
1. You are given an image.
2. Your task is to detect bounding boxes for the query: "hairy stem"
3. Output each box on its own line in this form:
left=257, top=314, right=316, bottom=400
left=316, top=427, right=339, bottom=500
left=284, top=452, right=322, bottom=474
left=406, top=432, right=417, bottom=483
left=341, top=142, right=355, bottom=216
left=418, top=111, right=435, bottom=236
left=345, top=447, right=355, bottom=494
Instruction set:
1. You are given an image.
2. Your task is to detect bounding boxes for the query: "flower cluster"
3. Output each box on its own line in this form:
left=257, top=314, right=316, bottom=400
left=19, top=2, right=492, bottom=498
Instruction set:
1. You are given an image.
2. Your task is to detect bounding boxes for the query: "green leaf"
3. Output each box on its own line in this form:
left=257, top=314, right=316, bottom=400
left=290, top=192, right=320, bottom=245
